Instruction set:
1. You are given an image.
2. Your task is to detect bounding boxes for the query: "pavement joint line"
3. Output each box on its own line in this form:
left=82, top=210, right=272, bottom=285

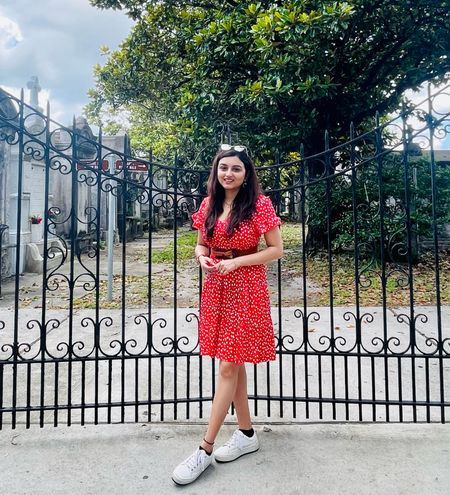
left=389, top=306, right=439, bottom=341
left=25, top=311, right=72, bottom=349
left=2, top=419, right=448, bottom=427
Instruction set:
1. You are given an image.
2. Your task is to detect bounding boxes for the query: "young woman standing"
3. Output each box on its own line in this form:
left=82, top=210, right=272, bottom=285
left=172, top=147, right=283, bottom=485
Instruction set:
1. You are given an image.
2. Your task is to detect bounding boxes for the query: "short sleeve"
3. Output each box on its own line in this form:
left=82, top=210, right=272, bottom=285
left=253, top=195, right=281, bottom=235
left=191, top=197, right=209, bottom=230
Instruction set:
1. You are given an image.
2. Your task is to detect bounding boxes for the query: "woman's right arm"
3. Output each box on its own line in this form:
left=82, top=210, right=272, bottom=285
left=195, top=231, right=216, bottom=271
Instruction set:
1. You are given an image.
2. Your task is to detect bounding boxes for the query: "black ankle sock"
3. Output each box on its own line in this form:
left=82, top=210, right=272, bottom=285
left=239, top=428, right=254, bottom=438
left=199, top=445, right=212, bottom=456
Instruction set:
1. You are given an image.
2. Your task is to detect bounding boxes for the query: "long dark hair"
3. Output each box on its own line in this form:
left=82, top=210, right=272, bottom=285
left=205, top=149, right=261, bottom=239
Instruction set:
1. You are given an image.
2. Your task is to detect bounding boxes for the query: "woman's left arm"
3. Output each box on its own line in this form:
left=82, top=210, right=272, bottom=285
left=215, top=227, right=283, bottom=274
left=238, top=226, right=283, bottom=267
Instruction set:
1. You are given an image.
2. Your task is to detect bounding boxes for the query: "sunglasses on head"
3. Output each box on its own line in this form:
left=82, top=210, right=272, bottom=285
left=220, top=143, right=248, bottom=153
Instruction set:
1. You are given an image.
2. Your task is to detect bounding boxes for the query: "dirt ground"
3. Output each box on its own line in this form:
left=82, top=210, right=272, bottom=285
left=0, top=227, right=317, bottom=310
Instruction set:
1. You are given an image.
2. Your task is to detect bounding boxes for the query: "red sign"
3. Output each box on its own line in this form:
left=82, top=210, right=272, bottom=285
left=115, top=160, right=148, bottom=172
left=77, top=160, right=148, bottom=172
left=77, top=160, right=109, bottom=171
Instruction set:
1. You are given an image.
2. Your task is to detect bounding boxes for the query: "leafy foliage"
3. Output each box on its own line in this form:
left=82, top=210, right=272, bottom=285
left=87, top=0, right=450, bottom=163
left=306, top=154, right=450, bottom=261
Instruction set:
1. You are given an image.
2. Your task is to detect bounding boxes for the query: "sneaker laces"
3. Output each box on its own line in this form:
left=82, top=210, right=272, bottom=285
left=223, top=430, right=242, bottom=449
left=183, top=449, right=204, bottom=471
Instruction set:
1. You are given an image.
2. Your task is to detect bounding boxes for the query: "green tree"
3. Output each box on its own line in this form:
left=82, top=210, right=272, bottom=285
left=87, top=0, right=450, bottom=161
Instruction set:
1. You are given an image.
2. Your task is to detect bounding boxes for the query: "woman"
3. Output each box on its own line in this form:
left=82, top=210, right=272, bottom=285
left=172, top=146, right=283, bottom=485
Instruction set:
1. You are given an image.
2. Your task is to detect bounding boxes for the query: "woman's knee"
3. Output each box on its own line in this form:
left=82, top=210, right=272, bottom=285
left=219, top=361, right=240, bottom=380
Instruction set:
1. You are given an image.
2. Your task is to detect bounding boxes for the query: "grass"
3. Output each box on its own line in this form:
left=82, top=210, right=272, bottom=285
left=278, top=223, right=450, bottom=306
left=305, top=253, right=450, bottom=306
left=152, top=230, right=197, bottom=263
left=130, top=230, right=197, bottom=264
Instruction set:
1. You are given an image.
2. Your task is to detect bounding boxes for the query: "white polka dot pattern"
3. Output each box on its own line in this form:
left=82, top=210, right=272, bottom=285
left=191, top=195, right=281, bottom=364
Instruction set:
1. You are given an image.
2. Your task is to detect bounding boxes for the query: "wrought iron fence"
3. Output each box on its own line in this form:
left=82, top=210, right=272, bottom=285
left=0, top=82, right=449, bottom=429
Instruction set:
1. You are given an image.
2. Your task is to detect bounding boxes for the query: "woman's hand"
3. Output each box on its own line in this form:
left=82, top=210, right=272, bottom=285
left=215, top=258, right=240, bottom=275
left=198, top=255, right=217, bottom=272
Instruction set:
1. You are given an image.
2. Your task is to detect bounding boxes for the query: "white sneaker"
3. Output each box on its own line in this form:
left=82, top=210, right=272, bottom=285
left=214, top=429, right=259, bottom=463
left=172, top=448, right=213, bottom=485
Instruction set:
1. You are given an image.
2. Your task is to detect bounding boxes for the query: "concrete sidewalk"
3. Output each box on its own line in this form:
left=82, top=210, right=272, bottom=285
left=1, top=422, right=449, bottom=495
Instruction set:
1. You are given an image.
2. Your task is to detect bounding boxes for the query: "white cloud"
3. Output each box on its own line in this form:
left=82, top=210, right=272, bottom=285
left=404, top=82, right=450, bottom=115
left=403, top=82, right=450, bottom=150
left=1, top=84, right=84, bottom=126
left=386, top=81, right=450, bottom=151
left=1, top=85, right=21, bottom=100
left=0, top=13, right=23, bottom=49
left=0, top=0, right=134, bottom=125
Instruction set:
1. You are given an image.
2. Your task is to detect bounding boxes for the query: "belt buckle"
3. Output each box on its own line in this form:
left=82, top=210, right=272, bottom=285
left=213, top=249, right=233, bottom=259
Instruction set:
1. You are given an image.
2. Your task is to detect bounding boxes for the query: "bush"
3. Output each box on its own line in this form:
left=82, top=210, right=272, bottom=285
left=306, top=154, right=450, bottom=262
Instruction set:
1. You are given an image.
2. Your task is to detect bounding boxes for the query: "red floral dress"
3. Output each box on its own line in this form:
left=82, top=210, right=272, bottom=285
left=192, top=194, right=281, bottom=364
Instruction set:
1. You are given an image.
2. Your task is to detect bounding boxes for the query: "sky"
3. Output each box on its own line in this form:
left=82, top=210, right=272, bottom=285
left=0, top=0, right=134, bottom=124
left=399, top=85, right=450, bottom=151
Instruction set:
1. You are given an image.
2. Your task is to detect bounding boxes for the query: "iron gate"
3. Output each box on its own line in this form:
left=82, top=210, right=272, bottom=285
left=0, top=83, right=449, bottom=429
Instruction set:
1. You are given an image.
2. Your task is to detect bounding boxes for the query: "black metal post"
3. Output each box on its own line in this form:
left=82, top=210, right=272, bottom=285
left=0, top=224, right=8, bottom=297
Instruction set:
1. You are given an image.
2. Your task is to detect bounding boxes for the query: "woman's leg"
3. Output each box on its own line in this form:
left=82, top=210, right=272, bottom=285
left=232, top=364, right=252, bottom=430
left=212, top=364, right=259, bottom=464
left=200, top=360, right=240, bottom=452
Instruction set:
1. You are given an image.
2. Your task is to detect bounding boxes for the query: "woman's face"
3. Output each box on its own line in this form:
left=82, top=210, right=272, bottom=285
left=217, top=155, right=246, bottom=192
